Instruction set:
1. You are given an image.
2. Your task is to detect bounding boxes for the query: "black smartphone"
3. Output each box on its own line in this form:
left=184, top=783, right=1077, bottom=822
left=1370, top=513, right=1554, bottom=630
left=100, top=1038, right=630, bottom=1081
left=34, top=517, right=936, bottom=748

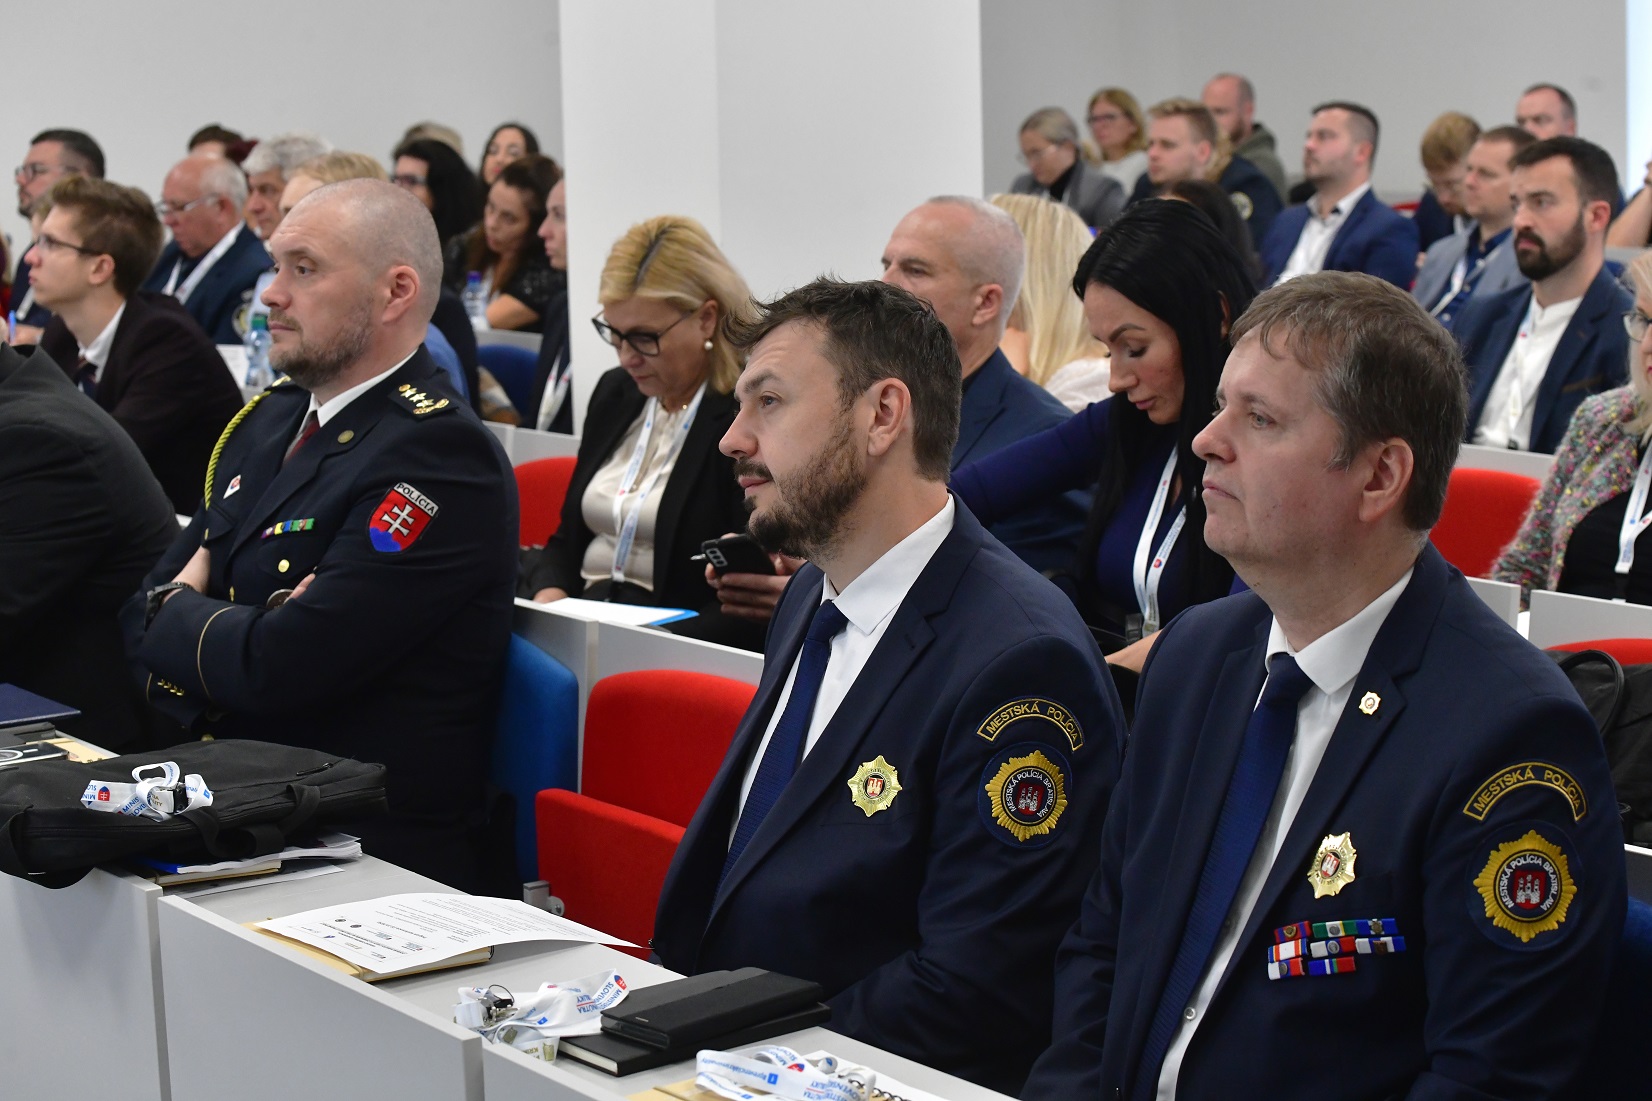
left=696, top=534, right=776, bottom=576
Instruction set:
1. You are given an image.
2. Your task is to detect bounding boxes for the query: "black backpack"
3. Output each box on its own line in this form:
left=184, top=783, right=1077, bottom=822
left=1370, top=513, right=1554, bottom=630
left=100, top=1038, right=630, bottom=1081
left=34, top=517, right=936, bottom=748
left=0, top=740, right=387, bottom=888
left=1551, top=650, right=1652, bottom=844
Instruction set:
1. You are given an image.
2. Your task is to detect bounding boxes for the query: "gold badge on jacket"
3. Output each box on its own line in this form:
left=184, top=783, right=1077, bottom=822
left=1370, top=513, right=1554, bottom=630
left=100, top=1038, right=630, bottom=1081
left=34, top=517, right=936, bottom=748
left=1308, top=832, right=1358, bottom=898
left=848, top=756, right=902, bottom=817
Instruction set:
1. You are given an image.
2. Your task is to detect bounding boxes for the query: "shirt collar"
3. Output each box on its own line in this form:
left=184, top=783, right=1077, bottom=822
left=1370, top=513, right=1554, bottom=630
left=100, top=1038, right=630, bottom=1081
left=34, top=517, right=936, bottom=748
left=1316, top=182, right=1370, bottom=222
left=1265, top=565, right=1413, bottom=697
left=307, top=349, right=418, bottom=427
left=821, top=496, right=955, bottom=636
left=78, top=301, right=126, bottom=369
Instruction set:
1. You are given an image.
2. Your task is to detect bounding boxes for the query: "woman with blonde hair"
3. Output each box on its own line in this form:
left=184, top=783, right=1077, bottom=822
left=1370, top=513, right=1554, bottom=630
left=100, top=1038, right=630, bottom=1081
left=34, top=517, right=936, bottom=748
left=526, top=215, right=763, bottom=645
left=1086, top=87, right=1149, bottom=193
left=1494, top=254, right=1652, bottom=604
left=989, top=193, right=1109, bottom=410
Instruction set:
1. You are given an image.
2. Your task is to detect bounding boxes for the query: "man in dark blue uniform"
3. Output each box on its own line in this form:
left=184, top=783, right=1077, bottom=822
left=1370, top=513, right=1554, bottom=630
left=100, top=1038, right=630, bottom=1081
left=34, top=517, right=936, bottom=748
left=1025, top=273, right=1624, bottom=1100
left=651, top=279, right=1125, bottom=1096
left=124, top=179, right=518, bottom=893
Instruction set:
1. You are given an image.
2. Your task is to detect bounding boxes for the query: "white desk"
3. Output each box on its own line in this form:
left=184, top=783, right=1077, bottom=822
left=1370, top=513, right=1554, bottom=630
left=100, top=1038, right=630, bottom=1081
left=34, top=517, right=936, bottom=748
left=594, top=620, right=764, bottom=687
left=0, top=866, right=170, bottom=1101
left=513, top=426, right=581, bottom=463
left=1527, top=589, right=1652, bottom=648
left=1455, top=443, right=1554, bottom=480
left=478, top=329, right=544, bottom=353
left=1466, top=576, right=1522, bottom=628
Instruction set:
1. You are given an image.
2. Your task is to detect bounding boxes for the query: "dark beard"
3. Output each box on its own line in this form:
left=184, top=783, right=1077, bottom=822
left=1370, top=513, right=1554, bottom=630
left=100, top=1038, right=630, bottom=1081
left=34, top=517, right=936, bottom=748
left=1514, top=214, right=1586, bottom=281
left=740, top=415, right=866, bottom=560
left=269, top=308, right=374, bottom=391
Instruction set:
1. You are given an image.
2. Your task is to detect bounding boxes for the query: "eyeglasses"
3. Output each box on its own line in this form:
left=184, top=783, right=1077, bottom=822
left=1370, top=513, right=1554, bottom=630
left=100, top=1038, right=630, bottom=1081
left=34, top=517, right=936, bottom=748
left=1088, top=112, right=1124, bottom=125
left=31, top=232, right=101, bottom=258
left=14, top=162, right=61, bottom=183
left=1017, top=144, right=1067, bottom=166
left=591, top=310, right=695, bottom=357
left=1626, top=309, right=1652, bottom=342
left=154, top=194, right=218, bottom=218
left=390, top=173, right=428, bottom=190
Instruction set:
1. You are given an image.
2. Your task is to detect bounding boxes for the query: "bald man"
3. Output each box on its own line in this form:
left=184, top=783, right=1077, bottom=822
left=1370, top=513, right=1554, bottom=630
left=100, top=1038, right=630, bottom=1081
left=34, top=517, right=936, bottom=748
left=124, top=180, right=519, bottom=893
left=139, top=153, right=272, bottom=342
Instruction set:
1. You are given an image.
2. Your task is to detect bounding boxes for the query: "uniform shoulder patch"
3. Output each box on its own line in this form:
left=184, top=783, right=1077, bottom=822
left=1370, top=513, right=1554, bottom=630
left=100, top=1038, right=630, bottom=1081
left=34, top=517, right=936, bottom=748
left=1463, top=761, right=1587, bottom=822
left=389, top=382, right=456, bottom=418
left=976, top=696, right=1083, bottom=750
left=368, top=482, right=439, bottom=552
left=1229, top=189, right=1254, bottom=221
left=1468, top=821, right=1580, bottom=949
left=978, top=742, right=1071, bottom=848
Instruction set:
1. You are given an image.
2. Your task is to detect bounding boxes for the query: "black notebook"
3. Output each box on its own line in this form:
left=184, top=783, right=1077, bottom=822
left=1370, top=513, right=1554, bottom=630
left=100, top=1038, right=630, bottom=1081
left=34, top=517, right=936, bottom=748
left=560, top=1003, right=830, bottom=1075
left=0, top=685, right=76, bottom=730
left=599, top=968, right=827, bottom=1050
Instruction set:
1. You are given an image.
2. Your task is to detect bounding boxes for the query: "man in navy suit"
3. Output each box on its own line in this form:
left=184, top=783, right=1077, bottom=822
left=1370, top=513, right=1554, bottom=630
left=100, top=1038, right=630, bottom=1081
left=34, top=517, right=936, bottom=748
left=1458, top=136, right=1629, bottom=453
left=1260, top=102, right=1418, bottom=288
left=652, top=278, right=1124, bottom=1095
left=140, top=153, right=272, bottom=344
left=1025, top=272, right=1623, bottom=1100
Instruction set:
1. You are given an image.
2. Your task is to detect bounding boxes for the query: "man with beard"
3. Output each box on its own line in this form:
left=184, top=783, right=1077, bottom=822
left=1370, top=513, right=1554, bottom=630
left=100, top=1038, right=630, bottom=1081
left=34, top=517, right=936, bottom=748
left=11, top=128, right=104, bottom=341
left=1458, top=137, right=1629, bottom=453
left=651, top=278, right=1124, bottom=1096
left=123, top=179, right=518, bottom=893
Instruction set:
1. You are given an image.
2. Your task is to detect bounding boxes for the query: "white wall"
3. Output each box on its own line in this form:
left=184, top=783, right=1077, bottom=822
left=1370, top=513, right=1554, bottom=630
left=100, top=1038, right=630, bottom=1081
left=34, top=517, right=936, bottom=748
left=982, top=0, right=1633, bottom=199
left=0, top=0, right=563, bottom=261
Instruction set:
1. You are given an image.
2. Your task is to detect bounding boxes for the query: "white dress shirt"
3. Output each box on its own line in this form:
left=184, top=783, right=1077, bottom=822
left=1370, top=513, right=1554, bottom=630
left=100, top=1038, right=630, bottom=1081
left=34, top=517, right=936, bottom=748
left=1156, top=566, right=1413, bottom=1099
left=289, top=350, right=418, bottom=450
left=1273, top=182, right=1371, bottom=285
left=733, top=497, right=955, bottom=820
left=1472, top=294, right=1582, bottom=450
left=77, top=302, right=126, bottom=383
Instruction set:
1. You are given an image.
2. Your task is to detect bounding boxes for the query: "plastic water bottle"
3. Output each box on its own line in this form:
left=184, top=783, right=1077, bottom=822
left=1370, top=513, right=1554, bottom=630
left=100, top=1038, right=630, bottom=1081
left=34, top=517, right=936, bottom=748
left=244, top=313, right=273, bottom=388
left=463, top=271, right=487, bottom=330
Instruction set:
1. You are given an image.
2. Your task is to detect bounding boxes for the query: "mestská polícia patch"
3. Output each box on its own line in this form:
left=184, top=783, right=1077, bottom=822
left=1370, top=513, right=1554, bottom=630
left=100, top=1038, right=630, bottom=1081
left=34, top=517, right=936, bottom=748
left=978, top=743, right=1070, bottom=848
left=1469, top=822, right=1579, bottom=948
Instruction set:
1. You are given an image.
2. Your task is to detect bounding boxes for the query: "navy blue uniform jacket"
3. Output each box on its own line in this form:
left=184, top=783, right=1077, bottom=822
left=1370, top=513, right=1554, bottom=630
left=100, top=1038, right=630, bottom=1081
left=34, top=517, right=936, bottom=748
left=1125, top=156, right=1282, bottom=250
left=1457, top=266, right=1632, bottom=454
left=1025, top=546, right=1624, bottom=1100
left=1259, top=188, right=1420, bottom=288
left=123, top=352, right=518, bottom=890
left=955, top=349, right=1087, bottom=574
left=139, top=223, right=271, bottom=344
left=652, top=502, right=1125, bottom=1095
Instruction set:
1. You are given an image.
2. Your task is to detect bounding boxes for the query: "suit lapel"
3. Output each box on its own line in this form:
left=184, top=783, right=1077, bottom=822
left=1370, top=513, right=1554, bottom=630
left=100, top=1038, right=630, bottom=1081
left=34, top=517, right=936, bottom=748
left=1324, top=191, right=1373, bottom=270
left=1466, top=288, right=1529, bottom=422
left=1531, top=270, right=1611, bottom=443
left=652, top=388, right=731, bottom=579
left=952, top=351, right=1011, bottom=465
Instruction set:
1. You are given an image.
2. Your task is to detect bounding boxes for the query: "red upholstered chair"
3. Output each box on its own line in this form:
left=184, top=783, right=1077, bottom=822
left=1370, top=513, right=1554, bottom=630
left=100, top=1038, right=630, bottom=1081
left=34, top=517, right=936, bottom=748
left=1548, top=639, right=1652, bottom=665
left=535, top=670, right=757, bottom=956
left=1430, top=467, right=1540, bottom=579
left=514, top=456, right=576, bottom=549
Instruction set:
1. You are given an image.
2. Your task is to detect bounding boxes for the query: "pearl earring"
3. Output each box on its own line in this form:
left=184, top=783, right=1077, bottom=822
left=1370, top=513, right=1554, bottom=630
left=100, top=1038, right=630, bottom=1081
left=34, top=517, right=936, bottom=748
left=703, top=339, right=714, bottom=351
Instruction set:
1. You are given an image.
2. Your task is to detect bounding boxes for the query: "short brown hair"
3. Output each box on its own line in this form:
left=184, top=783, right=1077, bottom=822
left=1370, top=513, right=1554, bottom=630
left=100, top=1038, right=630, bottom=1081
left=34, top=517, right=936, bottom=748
left=1420, top=111, right=1480, bottom=173
left=1148, top=97, right=1219, bottom=148
left=1230, top=272, right=1467, bottom=531
left=724, top=278, right=960, bottom=481
left=1477, top=125, right=1538, bottom=164
left=36, top=175, right=163, bottom=297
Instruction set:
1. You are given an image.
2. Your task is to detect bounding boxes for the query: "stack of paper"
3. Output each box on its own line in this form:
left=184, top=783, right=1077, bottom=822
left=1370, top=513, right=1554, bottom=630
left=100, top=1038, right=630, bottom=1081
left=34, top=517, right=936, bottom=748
left=130, top=832, right=363, bottom=886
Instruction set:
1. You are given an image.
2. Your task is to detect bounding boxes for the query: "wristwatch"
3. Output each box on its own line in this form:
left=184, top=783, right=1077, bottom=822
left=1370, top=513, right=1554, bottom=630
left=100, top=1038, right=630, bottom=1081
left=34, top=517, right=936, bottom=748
left=145, top=582, right=193, bottom=629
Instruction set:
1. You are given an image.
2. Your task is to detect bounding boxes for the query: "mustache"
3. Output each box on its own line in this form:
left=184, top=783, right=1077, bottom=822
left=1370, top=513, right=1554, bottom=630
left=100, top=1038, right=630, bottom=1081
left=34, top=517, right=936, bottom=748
left=1515, top=230, right=1545, bottom=249
left=733, top=459, right=771, bottom=481
left=267, top=309, right=300, bottom=331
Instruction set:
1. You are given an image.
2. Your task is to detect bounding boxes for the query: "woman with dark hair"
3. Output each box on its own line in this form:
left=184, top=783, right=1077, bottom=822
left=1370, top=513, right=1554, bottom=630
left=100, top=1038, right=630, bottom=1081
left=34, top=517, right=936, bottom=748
left=1165, top=178, right=1261, bottom=286
left=443, top=153, right=562, bottom=332
left=392, top=137, right=484, bottom=244
left=952, top=200, right=1256, bottom=665
left=479, top=121, right=539, bottom=186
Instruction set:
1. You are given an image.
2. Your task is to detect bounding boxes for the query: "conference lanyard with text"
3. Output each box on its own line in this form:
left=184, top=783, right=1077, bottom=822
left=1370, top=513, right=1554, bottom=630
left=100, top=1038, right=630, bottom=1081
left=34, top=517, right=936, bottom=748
left=1613, top=443, right=1652, bottom=597
left=1132, top=448, right=1187, bottom=635
left=1430, top=249, right=1488, bottom=319
left=161, top=225, right=241, bottom=305
left=536, top=356, right=572, bottom=430
left=609, top=383, right=705, bottom=584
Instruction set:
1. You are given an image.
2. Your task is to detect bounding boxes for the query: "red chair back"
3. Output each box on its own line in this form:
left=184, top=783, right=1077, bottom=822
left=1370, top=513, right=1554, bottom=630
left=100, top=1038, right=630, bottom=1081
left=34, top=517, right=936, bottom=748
left=1548, top=638, right=1652, bottom=665
left=514, top=456, right=577, bottom=548
left=535, top=790, right=684, bottom=958
left=582, top=669, right=756, bottom=826
left=1431, top=467, right=1539, bottom=578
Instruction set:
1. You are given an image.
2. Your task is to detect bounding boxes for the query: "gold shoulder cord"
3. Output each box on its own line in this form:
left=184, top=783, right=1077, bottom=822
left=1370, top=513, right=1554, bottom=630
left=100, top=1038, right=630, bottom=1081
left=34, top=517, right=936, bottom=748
left=202, top=392, right=269, bottom=508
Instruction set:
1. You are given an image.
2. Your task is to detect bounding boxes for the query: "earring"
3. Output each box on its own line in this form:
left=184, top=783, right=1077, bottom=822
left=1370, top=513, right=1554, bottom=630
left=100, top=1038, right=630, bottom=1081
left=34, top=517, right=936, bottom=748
left=703, top=339, right=714, bottom=351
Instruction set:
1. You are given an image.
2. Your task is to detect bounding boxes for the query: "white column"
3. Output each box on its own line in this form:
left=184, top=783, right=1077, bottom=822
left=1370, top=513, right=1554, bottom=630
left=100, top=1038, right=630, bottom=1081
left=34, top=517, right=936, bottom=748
left=558, top=0, right=984, bottom=430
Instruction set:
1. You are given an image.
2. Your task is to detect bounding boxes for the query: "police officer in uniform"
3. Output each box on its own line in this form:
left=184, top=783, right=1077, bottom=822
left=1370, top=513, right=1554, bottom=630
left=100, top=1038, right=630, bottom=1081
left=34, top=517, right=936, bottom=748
left=125, top=179, right=518, bottom=893
left=650, top=279, right=1125, bottom=1096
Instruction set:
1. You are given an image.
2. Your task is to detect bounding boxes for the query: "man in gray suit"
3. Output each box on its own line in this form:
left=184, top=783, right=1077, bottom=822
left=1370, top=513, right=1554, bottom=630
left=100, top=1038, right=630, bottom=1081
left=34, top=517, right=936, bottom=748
left=1413, top=126, right=1535, bottom=331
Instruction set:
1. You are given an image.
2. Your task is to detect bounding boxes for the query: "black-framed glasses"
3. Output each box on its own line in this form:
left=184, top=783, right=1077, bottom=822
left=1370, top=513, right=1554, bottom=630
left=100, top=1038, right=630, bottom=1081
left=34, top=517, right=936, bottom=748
left=1626, top=308, right=1652, bottom=342
left=154, top=194, right=217, bottom=218
left=14, top=162, right=61, bottom=182
left=32, top=232, right=101, bottom=259
left=591, top=310, right=694, bottom=357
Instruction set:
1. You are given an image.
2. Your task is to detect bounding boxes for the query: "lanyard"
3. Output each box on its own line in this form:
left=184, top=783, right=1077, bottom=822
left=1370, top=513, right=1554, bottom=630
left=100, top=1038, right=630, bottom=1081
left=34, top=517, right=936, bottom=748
left=536, top=352, right=571, bottom=431
left=162, top=224, right=242, bottom=305
left=1430, top=248, right=1488, bottom=318
left=1132, top=448, right=1186, bottom=634
left=609, top=383, right=705, bottom=584
left=1614, top=444, right=1652, bottom=592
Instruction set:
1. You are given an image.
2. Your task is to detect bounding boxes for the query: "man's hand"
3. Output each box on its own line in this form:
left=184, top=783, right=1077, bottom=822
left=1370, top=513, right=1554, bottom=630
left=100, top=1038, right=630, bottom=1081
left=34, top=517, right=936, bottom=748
left=1104, top=631, right=1158, bottom=673
left=706, top=549, right=803, bottom=622
left=172, top=545, right=211, bottom=594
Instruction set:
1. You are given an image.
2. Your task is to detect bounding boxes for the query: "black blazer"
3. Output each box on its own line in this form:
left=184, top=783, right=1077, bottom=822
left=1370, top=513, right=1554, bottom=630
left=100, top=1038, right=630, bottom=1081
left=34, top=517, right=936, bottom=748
left=528, top=288, right=573, bottom=433
left=138, top=223, right=271, bottom=343
left=0, top=342, right=179, bottom=748
left=41, top=291, right=245, bottom=513
left=526, top=367, right=744, bottom=611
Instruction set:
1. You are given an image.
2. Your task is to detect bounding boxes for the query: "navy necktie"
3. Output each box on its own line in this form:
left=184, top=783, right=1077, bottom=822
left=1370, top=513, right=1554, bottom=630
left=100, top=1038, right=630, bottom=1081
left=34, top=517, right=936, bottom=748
left=1135, top=653, right=1315, bottom=1099
left=721, top=599, right=849, bottom=885
left=75, top=357, right=97, bottom=399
